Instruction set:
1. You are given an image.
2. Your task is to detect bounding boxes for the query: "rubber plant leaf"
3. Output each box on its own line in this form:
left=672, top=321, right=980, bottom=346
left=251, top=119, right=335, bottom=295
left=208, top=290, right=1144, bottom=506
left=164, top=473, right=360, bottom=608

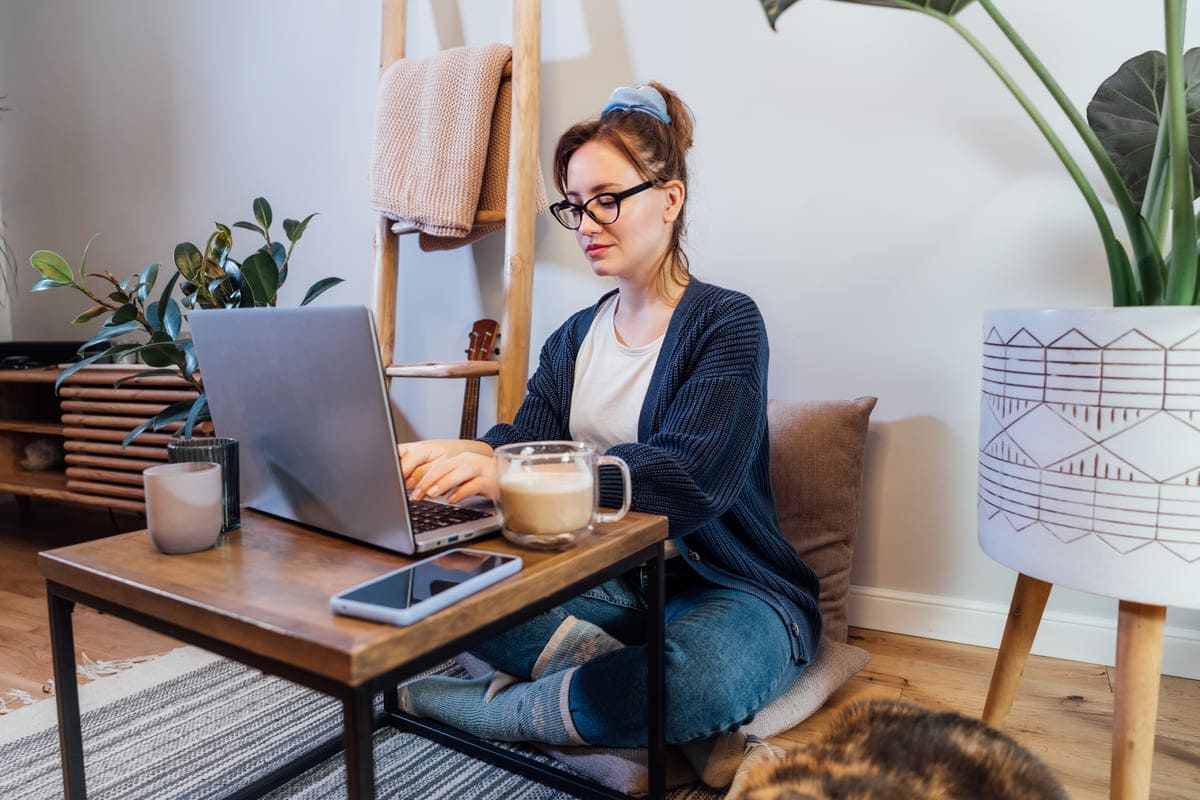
left=758, top=0, right=975, bottom=30
left=241, top=250, right=279, bottom=306
left=173, top=242, right=203, bottom=282
left=30, top=250, right=73, bottom=284
left=300, top=277, right=344, bottom=307
left=1087, top=48, right=1200, bottom=206
left=122, top=398, right=195, bottom=449
left=253, top=197, right=273, bottom=231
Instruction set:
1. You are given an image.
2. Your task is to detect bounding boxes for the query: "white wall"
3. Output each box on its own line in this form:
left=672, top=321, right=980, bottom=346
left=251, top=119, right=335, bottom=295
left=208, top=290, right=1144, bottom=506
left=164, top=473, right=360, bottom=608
left=1, top=0, right=1197, bottom=676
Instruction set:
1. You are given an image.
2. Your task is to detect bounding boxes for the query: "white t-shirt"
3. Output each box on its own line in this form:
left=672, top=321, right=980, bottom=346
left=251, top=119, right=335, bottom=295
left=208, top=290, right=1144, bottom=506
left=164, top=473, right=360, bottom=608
left=569, top=294, right=664, bottom=452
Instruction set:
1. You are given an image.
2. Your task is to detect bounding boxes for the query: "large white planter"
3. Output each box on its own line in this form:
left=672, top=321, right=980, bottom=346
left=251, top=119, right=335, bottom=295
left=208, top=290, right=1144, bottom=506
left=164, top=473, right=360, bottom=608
left=978, top=307, right=1200, bottom=610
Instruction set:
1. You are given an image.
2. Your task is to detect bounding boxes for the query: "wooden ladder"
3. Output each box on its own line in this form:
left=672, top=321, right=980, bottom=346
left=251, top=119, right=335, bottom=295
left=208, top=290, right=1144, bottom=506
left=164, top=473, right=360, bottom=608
left=371, top=0, right=541, bottom=426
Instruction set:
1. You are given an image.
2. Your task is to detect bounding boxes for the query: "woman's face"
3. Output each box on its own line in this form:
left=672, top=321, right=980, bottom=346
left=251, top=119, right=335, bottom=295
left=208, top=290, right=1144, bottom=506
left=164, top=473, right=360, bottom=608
left=563, top=140, right=681, bottom=284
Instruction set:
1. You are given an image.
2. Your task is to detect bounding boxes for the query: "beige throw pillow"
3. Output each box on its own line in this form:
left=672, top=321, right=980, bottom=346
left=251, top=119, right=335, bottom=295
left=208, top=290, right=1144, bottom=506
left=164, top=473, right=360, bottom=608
left=768, top=397, right=877, bottom=643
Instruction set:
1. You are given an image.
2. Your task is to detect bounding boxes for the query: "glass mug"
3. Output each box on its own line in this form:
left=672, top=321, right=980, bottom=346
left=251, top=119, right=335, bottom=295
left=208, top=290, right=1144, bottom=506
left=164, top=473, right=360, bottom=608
left=494, top=441, right=632, bottom=549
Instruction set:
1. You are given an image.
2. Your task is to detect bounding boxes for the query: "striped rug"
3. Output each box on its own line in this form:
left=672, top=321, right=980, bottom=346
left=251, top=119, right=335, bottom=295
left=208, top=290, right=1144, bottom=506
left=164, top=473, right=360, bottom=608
left=0, top=648, right=721, bottom=799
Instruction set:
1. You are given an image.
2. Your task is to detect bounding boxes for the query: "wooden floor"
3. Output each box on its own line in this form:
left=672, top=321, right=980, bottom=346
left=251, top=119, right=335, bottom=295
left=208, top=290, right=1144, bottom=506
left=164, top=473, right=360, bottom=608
left=3, top=500, right=1198, bottom=799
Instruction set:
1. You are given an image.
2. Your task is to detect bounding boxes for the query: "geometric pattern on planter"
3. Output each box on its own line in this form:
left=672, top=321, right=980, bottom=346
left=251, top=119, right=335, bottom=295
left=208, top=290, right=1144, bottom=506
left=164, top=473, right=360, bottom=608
left=979, top=325, right=1200, bottom=564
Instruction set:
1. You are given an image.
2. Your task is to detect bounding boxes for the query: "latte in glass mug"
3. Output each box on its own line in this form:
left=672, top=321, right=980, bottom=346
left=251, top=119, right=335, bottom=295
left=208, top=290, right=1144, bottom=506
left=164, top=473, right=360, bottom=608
left=494, top=441, right=632, bottom=549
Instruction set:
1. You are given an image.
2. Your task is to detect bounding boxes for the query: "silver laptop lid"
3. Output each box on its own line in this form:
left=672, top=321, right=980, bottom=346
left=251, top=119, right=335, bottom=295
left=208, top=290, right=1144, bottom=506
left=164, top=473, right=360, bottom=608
left=188, top=305, right=423, bottom=552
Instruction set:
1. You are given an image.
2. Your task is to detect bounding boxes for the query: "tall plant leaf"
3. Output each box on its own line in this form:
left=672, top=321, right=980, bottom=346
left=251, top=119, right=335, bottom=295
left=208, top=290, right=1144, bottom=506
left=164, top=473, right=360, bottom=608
left=1087, top=49, right=1200, bottom=206
left=758, top=0, right=974, bottom=29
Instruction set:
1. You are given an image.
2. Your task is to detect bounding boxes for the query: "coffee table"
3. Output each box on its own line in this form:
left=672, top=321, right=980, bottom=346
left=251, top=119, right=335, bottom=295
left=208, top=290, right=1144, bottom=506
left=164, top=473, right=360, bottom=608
left=39, top=509, right=670, bottom=800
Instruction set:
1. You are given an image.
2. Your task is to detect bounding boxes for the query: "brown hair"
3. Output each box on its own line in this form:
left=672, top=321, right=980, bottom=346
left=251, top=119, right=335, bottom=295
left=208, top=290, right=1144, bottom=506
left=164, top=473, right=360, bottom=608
left=552, top=82, right=695, bottom=297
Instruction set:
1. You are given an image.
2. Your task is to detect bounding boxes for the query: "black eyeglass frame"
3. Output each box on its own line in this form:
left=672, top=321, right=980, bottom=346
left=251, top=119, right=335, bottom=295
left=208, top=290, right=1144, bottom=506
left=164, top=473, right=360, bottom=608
left=549, top=181, right=655, bottom=230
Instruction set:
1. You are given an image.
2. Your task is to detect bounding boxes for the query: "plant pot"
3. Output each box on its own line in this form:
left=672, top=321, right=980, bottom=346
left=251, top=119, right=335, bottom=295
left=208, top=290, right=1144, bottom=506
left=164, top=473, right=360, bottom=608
left=978, top=307, right=1200, bottom=609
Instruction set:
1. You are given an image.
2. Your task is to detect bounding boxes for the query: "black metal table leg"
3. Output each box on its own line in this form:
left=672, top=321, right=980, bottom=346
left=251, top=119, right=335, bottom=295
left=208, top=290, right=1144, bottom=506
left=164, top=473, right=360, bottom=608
left=645, top=542, right=666, bottom=800
left=48, top=590, right=87, bottom=800
left=343, top=686, right=377, bottom=800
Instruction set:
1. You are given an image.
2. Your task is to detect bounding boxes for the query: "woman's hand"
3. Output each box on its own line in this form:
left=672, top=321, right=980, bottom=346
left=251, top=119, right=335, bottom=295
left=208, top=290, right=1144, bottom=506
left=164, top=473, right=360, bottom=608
left=397, top=438, right=494, bottom=494
left=409, top=452, right=499, bottom=503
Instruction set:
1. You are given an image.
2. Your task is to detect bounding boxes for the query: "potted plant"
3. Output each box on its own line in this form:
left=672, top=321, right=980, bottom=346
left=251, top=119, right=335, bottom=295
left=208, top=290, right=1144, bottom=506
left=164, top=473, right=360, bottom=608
left=28, top=196, right=342, bottom=445
left=760, top=2, right=1199, bottom=795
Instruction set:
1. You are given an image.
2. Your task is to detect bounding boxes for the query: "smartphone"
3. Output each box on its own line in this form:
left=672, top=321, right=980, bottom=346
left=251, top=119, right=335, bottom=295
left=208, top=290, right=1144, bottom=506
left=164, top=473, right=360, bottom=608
left=330, top=548, right=523, bottom=626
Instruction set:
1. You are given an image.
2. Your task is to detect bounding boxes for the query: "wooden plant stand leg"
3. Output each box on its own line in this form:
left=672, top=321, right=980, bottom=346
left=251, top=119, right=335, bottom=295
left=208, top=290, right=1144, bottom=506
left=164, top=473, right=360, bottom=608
left=982, top=572, right=1052, bottom=727
left=1110, top=601, right=1166, bottom=800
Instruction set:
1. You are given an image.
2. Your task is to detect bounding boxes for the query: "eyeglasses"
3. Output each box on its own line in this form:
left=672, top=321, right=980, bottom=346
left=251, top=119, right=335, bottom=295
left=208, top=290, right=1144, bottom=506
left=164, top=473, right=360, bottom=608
left=549, top=181, right=654, bottom=230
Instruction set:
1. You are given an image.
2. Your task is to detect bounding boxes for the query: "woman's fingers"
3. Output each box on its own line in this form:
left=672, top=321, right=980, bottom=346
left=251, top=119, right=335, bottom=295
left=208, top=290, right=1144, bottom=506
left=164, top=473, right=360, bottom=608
left=412, top=460, right=470, bottom=501
left=411, top=453, right=494, bottom=501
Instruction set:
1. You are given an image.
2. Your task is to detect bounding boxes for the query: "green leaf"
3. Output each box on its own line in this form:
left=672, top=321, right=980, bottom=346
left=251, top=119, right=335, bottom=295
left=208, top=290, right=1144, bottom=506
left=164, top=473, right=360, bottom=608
left=241, top=250, right=279, bottom=305
left=30, top=250, right=73, bottom=284
left=137, top=262, right=160, bottom=303
left=183, top=394, right=209, bottom=439
left=233, top=220, right=265, bottom=236
left=1087, top=49, right=1200, bottom=206
left=121, top=399, right=195, bottom=448
left=80, top=320, right=141, bottom=353
left=267, top=241, right=286, bottom=268
left=253, top=197, right=273, bottom=231
left=179, top=339, right=199, bottom=380
left=121, top=416, right=158, bottom=449
left=157, top=269, right=182, bottom=328
left=173, top=242, right=203, bottom=281
left=300, top=277, right=345, bottom=306
left=113, top=368, right=182, bottom=388
left=110, top=303, right=138, bottom=325
left=108, top=290, right=128, bottom=303
left=283, top=212, right=317, bottom=244
left=78, top=233, right=99, bottom=280
left=30, top=278, right=63, bottom=292
left=54, top=350, right=111, bottom=394
left=136, top=333, right=186, bottom=368
left=757, top=0, right=974, bottom=29
left=71, top=305, right=109, bottom=325
left=55, top=343, right=137, bottom=393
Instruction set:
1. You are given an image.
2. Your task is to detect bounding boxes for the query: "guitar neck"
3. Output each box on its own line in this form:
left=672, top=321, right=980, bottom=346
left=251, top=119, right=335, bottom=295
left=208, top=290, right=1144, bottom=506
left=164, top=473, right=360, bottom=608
left=459, top=377, right=482, bottom=439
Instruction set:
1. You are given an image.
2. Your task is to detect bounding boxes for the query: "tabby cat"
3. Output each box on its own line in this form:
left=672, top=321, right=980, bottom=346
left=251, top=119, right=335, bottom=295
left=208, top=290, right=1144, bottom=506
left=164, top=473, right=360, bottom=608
left=733, top=699, right=1068, bottom=800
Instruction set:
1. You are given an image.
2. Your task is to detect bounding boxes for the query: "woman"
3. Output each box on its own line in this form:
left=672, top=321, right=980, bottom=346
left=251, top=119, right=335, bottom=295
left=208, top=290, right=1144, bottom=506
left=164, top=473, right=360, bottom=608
left=397, top=83, right=821, bottom=759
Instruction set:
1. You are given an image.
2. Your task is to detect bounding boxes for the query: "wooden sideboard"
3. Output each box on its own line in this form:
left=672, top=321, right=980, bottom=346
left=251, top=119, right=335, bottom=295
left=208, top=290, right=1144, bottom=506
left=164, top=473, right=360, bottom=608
left=0, top=365, right=204, bottom=513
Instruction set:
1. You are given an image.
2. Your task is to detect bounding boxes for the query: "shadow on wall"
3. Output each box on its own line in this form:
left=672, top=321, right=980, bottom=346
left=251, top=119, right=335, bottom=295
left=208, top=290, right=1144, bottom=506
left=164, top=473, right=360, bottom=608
left=853, top=415, right=976, bottom=597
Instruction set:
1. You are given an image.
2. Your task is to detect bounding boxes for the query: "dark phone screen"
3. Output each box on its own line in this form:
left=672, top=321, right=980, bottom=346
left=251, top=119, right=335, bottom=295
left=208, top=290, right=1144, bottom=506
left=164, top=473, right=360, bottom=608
left=338, top=551, right=515, bottom=609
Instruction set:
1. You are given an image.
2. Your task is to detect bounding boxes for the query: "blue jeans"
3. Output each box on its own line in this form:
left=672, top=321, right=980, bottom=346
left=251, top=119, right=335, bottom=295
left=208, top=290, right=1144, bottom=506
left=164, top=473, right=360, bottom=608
left=469, top=562, right=809, bottom=747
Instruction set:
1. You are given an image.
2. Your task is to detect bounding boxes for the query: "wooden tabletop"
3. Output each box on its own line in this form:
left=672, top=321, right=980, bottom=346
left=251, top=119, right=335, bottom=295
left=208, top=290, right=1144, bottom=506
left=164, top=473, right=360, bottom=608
left=38, top=510, right=668, bottom=687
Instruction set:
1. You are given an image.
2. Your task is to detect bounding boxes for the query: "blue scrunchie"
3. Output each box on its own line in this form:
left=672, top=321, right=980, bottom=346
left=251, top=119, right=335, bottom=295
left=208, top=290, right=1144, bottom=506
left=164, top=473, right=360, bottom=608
left=601, top=85, right=671, bottom=125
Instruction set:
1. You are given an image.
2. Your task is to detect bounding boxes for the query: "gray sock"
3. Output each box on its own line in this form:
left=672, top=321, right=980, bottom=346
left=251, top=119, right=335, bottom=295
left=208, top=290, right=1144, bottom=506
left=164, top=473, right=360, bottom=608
left=531, top=615, right=623, bottom=679
left=398, top=666, right=586, bottom=745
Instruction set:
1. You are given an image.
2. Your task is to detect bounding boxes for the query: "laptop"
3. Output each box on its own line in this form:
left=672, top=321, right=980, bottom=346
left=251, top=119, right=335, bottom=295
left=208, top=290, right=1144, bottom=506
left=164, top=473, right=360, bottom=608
left=188, top=305, right=500, bottom=555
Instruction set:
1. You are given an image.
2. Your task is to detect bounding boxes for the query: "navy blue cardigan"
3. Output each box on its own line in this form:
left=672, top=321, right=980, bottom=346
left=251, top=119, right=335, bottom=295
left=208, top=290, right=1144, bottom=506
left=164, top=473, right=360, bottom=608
left=482, top=279, right=821, bottom=664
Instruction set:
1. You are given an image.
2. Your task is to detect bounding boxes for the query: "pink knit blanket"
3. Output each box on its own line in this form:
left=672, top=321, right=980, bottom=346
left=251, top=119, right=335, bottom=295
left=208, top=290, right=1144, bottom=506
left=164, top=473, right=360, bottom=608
left=369, top=43, right=547, bottom=252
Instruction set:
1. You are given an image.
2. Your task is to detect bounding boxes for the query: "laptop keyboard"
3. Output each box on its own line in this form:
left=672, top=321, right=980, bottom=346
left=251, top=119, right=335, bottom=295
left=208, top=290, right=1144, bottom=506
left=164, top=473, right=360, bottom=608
left=408, top=499, right=490, bottom=533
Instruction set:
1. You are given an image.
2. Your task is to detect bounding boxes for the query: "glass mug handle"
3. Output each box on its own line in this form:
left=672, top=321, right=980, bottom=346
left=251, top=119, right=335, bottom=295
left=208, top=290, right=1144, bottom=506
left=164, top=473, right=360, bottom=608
left=593, top=455, right=632, bottom=524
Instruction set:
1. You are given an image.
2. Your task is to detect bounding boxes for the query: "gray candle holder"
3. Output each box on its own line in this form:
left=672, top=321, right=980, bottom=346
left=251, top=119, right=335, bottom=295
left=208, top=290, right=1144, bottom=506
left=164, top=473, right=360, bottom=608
left=166, top=437, right=240, bottom=532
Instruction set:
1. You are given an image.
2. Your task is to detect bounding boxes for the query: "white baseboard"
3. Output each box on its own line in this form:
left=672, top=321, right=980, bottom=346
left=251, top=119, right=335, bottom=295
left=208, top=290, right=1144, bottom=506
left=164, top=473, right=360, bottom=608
left=847, top=584, right=1200, bottom=680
